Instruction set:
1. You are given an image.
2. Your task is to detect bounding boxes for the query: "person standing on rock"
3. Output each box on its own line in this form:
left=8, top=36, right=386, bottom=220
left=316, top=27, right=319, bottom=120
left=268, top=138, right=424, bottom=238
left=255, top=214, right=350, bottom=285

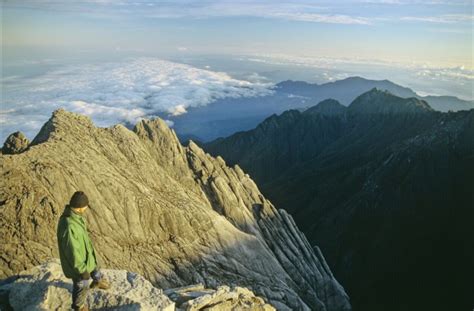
left=57, top=191, right=110, bottom=311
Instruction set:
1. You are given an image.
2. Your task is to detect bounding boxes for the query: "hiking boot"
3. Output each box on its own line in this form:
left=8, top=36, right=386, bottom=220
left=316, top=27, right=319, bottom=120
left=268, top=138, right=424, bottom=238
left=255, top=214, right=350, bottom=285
left=90, top=278, right=110, bottom=290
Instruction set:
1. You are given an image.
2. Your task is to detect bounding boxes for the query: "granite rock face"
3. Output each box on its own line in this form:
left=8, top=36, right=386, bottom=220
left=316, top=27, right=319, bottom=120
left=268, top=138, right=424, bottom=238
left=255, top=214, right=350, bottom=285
left=2, top=131, right=30, bottom=155
left=0, top=109, right=351, bottom=310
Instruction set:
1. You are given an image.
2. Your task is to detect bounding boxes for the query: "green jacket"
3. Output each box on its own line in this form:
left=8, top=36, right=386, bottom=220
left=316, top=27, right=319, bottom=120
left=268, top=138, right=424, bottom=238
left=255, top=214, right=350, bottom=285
left=57, top=205, right=97, bottom=279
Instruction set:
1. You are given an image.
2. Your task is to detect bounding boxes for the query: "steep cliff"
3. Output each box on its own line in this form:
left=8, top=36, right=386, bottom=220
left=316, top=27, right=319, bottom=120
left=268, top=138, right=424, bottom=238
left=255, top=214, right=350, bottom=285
left=203, top=90, right=474, bottom=311
left=0, top=109, right=350, bottom=310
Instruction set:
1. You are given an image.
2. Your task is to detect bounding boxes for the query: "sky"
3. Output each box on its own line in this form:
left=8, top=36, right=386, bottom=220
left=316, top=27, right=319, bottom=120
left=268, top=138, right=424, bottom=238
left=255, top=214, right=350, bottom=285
left=1, top=0, right=473, bottom=142
left=3, top=0, right=473, bottom=66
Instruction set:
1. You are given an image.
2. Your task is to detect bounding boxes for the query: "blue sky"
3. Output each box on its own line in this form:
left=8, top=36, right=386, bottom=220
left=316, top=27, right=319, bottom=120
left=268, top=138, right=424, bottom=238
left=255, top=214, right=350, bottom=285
left=3, top=0, right=473, bottom=67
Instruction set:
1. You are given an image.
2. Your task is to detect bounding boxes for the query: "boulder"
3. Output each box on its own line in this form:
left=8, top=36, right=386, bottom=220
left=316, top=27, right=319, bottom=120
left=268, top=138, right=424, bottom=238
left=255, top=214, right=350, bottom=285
left=2, top=131, right=29, bottom=154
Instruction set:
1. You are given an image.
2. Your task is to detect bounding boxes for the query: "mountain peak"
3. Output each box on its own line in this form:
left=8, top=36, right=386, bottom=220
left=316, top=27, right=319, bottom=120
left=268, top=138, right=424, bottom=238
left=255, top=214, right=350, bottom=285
left=133, top=117, right=179, bottom=145
left=339, top=76, right=367, bottom=82
left=276, top=80, right=314, bottom=88
left=348, top=88, right=433, bottom=114
left=31, top=108, right=95, bottom=145
left=256, top=109, right=301, bottom=133
left=30, top=109, right=180, bottom=151
left=304, top=99, right=347, bottom=116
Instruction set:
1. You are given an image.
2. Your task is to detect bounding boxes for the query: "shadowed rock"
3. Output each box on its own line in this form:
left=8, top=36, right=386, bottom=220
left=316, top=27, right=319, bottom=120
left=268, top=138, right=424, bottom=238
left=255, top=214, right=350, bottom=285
left=304, top=99, right=347, bottom=116
left=202, top=91, right=474, bottom=311
left=2, top=131, right=30, bottom=154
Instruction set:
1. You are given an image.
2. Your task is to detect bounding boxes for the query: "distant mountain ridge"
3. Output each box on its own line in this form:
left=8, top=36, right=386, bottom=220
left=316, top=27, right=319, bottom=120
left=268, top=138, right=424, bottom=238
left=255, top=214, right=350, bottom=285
left=170, top=76, right=472, bottom=144
left=203, top=89, right=474, bottom=311
left=205, top=89, right=437, bottom=183
left=276, top=76, right=474, bottom=112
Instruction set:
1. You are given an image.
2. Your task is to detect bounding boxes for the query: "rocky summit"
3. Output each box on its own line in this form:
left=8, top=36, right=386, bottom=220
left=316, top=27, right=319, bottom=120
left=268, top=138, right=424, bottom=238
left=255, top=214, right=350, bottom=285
left=0, top=109, right=351, bottom=310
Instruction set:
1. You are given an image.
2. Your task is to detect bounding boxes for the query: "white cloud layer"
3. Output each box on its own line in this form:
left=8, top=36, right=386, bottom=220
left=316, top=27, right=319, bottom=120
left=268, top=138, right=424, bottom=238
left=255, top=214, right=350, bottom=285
left=1, top=58, right=273, bottom=142
left=270, top=12, right=371, bottom=25
left=245, top=53, right=474, bottom=80
left=401, top=14, right=473, bottom=23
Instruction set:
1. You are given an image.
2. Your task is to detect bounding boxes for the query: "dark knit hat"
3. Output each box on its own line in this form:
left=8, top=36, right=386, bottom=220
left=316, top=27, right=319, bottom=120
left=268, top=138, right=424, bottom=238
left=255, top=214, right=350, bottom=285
left=69, top=191, right=89, bottom=208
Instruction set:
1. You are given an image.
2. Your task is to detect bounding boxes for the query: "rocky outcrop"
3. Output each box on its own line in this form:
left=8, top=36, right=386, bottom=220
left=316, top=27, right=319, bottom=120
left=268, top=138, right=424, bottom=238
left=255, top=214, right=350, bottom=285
left=1, top=259, right=174, bottom=310
left=0, top=260, right=275, bottom=310
left=166, top=283, right=275, bottom=310
left=0, top=109, right=350, bottom=310
left=1, top=131, right=30, bottom=154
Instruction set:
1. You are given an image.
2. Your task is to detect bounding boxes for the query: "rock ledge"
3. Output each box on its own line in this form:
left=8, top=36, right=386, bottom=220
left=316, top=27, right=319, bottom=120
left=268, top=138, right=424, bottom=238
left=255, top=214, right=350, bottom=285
left=0, top=260, right=277, bottom=311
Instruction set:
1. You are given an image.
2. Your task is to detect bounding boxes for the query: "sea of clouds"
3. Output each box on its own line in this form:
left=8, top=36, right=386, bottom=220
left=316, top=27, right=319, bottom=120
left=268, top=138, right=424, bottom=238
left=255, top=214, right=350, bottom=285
left=1, top=58, right=274, bottom=143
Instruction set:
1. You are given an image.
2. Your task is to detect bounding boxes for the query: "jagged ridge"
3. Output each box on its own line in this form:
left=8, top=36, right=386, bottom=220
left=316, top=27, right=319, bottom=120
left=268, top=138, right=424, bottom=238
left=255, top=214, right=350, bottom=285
left=0, top=109, right=351, bottom=310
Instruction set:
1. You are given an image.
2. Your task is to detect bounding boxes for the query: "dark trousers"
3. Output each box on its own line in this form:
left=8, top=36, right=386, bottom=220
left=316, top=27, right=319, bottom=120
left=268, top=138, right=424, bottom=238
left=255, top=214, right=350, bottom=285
left=71, top=269, right=102, bottom=310
left=71, top=278, right=89, bottom=310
